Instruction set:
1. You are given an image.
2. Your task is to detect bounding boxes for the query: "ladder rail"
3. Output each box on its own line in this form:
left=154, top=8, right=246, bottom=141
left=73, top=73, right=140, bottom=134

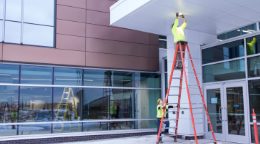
left=179, top=43, right=198, bottom=144
left=156, top=42, right=179, bottom=144
left=186, top=45, right=217, bottom=143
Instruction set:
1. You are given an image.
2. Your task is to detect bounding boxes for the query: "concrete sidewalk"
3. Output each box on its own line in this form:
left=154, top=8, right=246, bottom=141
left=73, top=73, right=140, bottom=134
left=58, top=135, right=236, bottom=144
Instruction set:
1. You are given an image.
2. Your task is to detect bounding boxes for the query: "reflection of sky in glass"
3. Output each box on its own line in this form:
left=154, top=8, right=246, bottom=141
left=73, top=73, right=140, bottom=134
left=6, top=0, right=22, bottom=21
left=0, top=20, right=3, bottom=41
left=24, top=0, right=54, bottom=26
left=23, top=24, right=54, bottom=47
left=0, top=0, right=4, bottom=19
left=4, top=21, right=21, bottom=43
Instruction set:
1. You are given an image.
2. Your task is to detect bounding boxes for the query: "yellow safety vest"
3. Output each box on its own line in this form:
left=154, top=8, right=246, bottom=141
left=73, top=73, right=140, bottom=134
left=171, top=18, right=187, bottom=43
left=157, top=105, right=168, bottom=118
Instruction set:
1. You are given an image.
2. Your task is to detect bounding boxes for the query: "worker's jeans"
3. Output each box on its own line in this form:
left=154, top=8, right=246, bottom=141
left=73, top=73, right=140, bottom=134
left=157, top=118, right=162, bottom=141
left=176, top=41, right=187, bottom=69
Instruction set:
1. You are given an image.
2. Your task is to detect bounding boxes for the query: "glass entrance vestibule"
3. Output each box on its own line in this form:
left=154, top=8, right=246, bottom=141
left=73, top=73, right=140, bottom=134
left=202, top=32, right=260, bottom=143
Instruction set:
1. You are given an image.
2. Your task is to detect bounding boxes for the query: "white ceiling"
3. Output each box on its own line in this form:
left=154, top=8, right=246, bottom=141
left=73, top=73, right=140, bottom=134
left=110, top=0, right=260, bottom=36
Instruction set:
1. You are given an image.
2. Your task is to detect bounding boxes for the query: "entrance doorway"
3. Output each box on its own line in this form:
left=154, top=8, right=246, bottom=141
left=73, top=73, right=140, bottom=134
left=205, top=81, right=250, bottom=143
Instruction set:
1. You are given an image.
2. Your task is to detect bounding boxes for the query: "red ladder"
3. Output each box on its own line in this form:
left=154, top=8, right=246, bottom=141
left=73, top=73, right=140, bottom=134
left=156, top=42, right=217, bottom=144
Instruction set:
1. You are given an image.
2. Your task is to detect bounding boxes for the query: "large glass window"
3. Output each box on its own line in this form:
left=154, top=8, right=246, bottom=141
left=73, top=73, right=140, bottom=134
left=0, top=0, right=4, bottom=19
left=246, top=36, right=260, bottom=55
left=1, top=0, right=55, bottom=47
left=217, top=23, right=257, bottom=40
left=83, top=88, right=109, bottom=120
left=203, top=59, right=245, bottom=83
left=19, top=87, right=52, bottom=135
left=0, top=86, right=18, bottom=136
left=84, top=70, right=112, bottom=86
left=5, top=0, right=22, bottom=21
left=0, top=64, right=19, bottom=83
left=23, top=0, right=54, bottom=26
left=113, top=72, right=133, bottom=87
left=54, top=68, right=82, bottom=86
left=23, top=24, right=54, bottom=47
left=4, top=21, right=21, bottom=43
left=140, top=73, right=160, bottom=88
left=248, top=56, right=260, bottom=78
left=202, top=40, right=244, bottom=64
left=249, top=80, right=260, bottom=121
left=0, top=20, right=3, bottom=42
left=21, top=65, right=52, bottom=84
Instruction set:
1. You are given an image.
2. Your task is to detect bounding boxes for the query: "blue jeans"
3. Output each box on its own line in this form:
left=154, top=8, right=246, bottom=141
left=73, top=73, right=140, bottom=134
left=157, top=118, right=162, bottom=141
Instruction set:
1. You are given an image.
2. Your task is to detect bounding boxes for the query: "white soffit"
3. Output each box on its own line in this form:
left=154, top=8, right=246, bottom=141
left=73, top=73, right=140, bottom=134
left=110, top=0, right=260, bottom=35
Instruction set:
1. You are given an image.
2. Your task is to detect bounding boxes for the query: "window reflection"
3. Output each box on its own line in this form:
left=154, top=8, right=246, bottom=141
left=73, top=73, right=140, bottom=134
left=5, top=0, right=22, bottom=21
left=246, top=36, right=260, bottom=55
left=4, top=21, right=21, bottom=43
left=0, top=20, right=3, bottom=41
left=54, top=68, right=82, bottom=86
left=0, top=64, right=19, bottom=83
left=84, top=70, right=112, bottom=86
left=83, top=88, right=109, bottom=119
left=23, top=0, right=54, bottom=26
left=21, top=65, right=52, bottom=84
left=203, top=59, right=245, bottom=83
left=0, top=0, right=4, bottom=19
left=248, top=56, right=260, bottom=77
left=140, top=73, right=160, bottom=88
left=202, top=40, right=244, bottom=64
left=249, top=80, right=260, bottom=122
left=19, top=87, right=52, bottom=135
left=113, top=72, right=133, bottom=87
left=53, top=87, right=82, bottom=121
left=23, top=24, right=54, bottom=47
left=0, top=86, right=18, bottom=136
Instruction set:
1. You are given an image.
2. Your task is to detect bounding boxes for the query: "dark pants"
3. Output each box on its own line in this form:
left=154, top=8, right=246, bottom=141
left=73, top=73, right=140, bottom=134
left=157, top=118, right=162, bottom=141
left=176, top=41, right=187, bottom=69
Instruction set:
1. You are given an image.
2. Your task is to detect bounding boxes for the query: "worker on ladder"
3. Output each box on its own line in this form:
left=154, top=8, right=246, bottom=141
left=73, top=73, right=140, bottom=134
left=156, top=98, right=168, bottom=143
left=171, top=12, right=187, bottom=69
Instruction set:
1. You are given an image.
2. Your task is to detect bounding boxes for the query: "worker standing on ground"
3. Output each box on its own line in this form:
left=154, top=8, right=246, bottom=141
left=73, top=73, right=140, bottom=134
left=157, top=98, right=167, bottom=143
left=171, top=12, right=187, bottom=69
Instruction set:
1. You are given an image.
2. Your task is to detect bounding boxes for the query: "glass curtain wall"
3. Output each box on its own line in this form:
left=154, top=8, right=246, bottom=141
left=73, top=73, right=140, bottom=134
left=203, top=33, right=260, bottom=142
left=0, top=63, right=161, bottom=136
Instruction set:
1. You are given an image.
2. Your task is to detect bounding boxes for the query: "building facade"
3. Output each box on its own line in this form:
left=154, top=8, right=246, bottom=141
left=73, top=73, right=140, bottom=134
left=0, top=0, right=162, bottom=139
left=110, top=0, right=260, bottom=143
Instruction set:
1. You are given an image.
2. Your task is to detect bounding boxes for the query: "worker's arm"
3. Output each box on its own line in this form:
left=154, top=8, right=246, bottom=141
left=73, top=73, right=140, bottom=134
left=172, top=18, right=179, bottom=31
left=180, top=18, right=187, bottom=30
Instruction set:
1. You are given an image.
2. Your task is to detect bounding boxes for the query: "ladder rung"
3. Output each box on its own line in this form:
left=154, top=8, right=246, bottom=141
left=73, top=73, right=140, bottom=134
left=170, top=86, right=180, bottom=88
left=164, top=127, right=176, bottom=129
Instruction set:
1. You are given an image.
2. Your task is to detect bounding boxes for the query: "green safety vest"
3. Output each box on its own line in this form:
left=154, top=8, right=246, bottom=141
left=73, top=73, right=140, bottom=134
left=171, top=18, right=187, bottom=43
left=247, top=37, right=256, bottom=55
left=157, top=105, right=168, bottom=118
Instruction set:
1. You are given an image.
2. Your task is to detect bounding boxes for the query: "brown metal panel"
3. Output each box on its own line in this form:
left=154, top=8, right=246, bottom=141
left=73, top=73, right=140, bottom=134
left=0, top=43, right=2, bottom=61
left=86, top=38, right=153, bottom=58
left=86, top=24, right=150, bottom=44
left=57, top=5, right=86, bottom=23
left=87, top=0, right=116, bottom=12
left=3, top=44, right=85, bottom=66
left=56, top=34, right=86, bottom=52
left=85, top=52, right=158, bottom=71
left=57, top=0, right=86, bottom=9
left=86, top=10, right=109, bottom=26
left=57, top=20, right=86, bottom=37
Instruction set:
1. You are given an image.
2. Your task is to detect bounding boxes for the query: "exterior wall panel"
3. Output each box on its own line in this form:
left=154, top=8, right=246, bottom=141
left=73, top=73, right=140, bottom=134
left=3, top=44, right=85, bottom=66
left=57, top=0, right=86, bottom=9
left=0, top=43, right=2, bottom=60
left=2, top=0, right=159, bottom=71
left=56, top=34, right=85, bottom=51
left=57, top=5, right=86, bottom=23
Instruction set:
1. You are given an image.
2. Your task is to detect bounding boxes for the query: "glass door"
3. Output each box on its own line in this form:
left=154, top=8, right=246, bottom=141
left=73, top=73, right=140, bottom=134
left=224, top=82, right=249, bottom=143
left=205, top=82, right=250, bottom=143
left=205, top=84, right=225, bottom=140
